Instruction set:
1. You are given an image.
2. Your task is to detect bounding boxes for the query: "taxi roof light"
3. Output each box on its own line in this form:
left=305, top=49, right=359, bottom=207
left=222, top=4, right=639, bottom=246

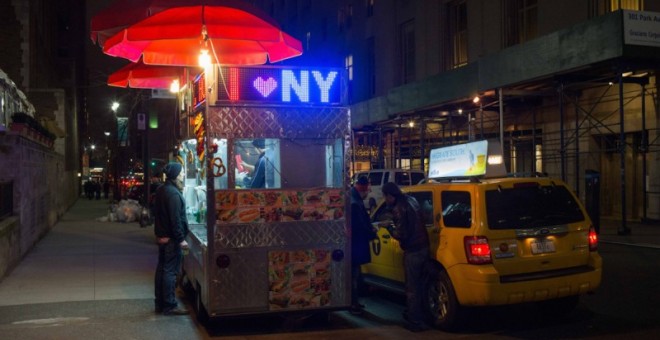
left=464, top=236, right=492, bottom=265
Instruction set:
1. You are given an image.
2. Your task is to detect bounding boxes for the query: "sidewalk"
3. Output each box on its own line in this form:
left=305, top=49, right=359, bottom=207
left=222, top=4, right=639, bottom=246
left=597, top=217, right=660, bottom=249
left=0, top=197, right=203, bottom=339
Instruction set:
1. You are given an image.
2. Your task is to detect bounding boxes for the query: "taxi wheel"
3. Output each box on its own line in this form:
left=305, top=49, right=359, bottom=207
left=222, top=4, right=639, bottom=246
left=424, top=270, right=465, bottom=331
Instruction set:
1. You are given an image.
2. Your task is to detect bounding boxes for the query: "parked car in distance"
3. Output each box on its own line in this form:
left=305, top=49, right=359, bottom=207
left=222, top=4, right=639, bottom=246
left=352, top=168, right=426, bottom=210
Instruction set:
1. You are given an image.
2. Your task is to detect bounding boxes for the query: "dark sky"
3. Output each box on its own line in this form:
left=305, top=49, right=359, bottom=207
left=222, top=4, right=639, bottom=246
left=84, top=0, right=143, bottom=145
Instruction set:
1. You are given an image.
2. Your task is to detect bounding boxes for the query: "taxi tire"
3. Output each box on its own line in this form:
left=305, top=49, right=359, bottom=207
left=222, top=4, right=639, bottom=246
left=424, top=270, right=466, bottom=332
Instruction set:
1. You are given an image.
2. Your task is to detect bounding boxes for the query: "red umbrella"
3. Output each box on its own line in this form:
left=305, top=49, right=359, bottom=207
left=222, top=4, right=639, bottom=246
left=108, top=60, right=199, bottom=89
left=101, top=4, right=302, bottom=66
left=90, top=0, right=279, bottom=46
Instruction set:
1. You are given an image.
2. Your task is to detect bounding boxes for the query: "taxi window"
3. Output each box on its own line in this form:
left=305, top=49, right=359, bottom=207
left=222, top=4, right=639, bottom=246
left=441, top=191, right=472, bottom=228
left=485, top=184, right=585, bottom=230
left=371, top=200, right=393, bottom=224
left=410, top=191, right=433, bottom=227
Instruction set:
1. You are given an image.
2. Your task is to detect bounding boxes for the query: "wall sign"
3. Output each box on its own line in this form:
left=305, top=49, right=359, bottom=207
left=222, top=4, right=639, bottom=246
left=216, top=66, right=343, bottom=105
left=623, top=10, right=660, bottom=47
left=192, top=72, right=206, bottom=109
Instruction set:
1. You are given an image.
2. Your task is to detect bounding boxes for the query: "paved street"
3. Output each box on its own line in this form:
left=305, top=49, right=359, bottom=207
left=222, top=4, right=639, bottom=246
left=0, top=196, right=658, bottom=339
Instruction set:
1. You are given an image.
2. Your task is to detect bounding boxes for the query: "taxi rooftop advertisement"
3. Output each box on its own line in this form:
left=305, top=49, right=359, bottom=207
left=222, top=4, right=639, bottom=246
left=215, top=66, right=344, bottom=106
left=429, top=140, right=489, bottom=178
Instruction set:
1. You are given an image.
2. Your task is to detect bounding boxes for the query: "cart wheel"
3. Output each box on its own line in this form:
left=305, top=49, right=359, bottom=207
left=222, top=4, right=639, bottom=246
left=195, top=283, right=209, bottom=325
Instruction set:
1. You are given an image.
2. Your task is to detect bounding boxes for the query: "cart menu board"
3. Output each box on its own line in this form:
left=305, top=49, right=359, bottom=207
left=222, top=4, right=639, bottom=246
left=267, top=248, right=332, bottom=310
left=215, top=189, right=344, bottom=223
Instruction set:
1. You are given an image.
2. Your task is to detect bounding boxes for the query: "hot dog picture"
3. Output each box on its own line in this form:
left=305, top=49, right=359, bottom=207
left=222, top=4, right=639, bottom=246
left=328, top=190, right=342, bottom=205
left=216, top=208, right=236, bottom=222
left=237, top=208, right=261, bottom=223
left=290, top=279, right=310, bottom=294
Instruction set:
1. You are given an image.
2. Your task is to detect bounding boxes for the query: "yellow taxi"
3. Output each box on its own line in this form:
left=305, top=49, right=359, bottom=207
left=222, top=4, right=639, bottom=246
left=362, top=140, right=602, bottom=331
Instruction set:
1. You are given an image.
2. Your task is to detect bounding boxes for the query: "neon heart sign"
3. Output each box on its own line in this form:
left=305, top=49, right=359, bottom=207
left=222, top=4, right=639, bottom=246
left=217, top=66, right=343, bottom=105
left=253, top=77, right=278, bottom=98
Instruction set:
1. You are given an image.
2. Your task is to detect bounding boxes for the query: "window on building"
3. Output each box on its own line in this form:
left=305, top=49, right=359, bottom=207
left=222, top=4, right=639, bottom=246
left=345, top=54, right=354, bottom=81
left=589, top=0, right=643, bottom=17
left=447, top=0, right=468, bottom=69
left=400, top=20, right=416, bottom=84
left=367, top=37, right=376, bottom=96
left=347, top=5, right=353, bottom=29
left=367, top=0, right=374, bottom=17
left=337, top=5, right=353, bottom=33
left=502, top=0, right=538, bottom=47
left=306, top=32, right=311, bottom=51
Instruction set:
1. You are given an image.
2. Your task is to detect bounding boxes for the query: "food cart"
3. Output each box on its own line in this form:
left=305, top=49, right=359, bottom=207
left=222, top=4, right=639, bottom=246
left=178, top=64, right=351, bottom=320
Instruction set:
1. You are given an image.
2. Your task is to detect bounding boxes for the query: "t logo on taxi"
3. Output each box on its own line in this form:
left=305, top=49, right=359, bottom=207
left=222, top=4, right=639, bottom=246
left=217, top=66, right=342, bottom=105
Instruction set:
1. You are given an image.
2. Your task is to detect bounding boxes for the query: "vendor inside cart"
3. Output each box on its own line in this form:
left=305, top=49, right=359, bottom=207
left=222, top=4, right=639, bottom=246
left=241, top=138, right=267, bottom=188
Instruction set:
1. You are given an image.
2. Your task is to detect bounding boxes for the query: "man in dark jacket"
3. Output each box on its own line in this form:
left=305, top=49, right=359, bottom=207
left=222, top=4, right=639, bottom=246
left=350, top=175, right=376, bottom=315
left=153, top=162, right=189, bottom=315
left=382, top=182, right=430, bottom=332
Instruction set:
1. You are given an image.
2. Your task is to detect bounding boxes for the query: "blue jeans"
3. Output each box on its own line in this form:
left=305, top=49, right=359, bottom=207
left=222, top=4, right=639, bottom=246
left=403, top=247, right=429, bottom=325
left=154, top=241, right=182, bottom=311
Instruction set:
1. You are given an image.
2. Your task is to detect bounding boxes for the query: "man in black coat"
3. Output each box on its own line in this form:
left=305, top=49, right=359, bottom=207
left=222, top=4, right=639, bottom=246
left=153, top=162, right=190, bottom=315
left=382, top=182, right=430, bottom=332
left=350, top=175, right=376, bottom=315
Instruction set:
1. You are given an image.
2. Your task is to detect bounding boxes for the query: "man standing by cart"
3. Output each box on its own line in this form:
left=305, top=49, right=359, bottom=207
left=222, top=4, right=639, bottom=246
left=153, top=162, right=189, bottom=315
left=382, top=182, right=430, bottom=332
left=349, top=176, right=376, bottom=315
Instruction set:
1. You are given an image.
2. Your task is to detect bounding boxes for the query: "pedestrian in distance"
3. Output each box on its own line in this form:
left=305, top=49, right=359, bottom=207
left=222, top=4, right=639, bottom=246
left=94, top=180, right=101, bottom=200
left=103, top=180, right=110, bottom=199
left=381, top=182, right=431, bottom=332
left=349, top=175, right=377, bottom=315
left=153, top=162, right=190, bottom=315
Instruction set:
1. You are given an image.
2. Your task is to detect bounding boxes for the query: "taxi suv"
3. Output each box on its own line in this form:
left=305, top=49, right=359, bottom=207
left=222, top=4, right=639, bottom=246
left=364, top=175, right=602, bottom=331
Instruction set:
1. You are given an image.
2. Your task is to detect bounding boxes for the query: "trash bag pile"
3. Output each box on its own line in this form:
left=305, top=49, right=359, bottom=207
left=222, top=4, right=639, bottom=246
left=97, top=199, right=143, bottom=223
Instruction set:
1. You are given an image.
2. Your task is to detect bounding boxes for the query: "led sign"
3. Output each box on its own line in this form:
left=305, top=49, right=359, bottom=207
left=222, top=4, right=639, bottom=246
left=192, top=73, right=206, bottom=109
left=429, top=140, right=489, bottom=178
left=217, top=66, right=342, bottom=105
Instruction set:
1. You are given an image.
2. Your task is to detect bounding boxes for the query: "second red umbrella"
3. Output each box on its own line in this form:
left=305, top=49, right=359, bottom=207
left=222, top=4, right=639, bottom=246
left=108, top=60, right=199, bottom=89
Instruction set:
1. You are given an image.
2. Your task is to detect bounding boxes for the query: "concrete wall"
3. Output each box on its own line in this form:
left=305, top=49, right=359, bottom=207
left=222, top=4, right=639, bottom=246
left=0, top=133, right=78, bottom=280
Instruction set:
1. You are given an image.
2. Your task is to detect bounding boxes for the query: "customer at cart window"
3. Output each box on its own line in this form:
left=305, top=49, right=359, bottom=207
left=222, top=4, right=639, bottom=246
left=382, top=182, right=431, bottom=332
left=241, top=138, right=267, bottom=188
left=350, top=175, right=377, bottom=315
left=153, top=162, right=190, bottom=316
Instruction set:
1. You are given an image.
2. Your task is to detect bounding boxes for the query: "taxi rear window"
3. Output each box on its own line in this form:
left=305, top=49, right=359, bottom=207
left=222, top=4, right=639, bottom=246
left=485, top=184, right=585, bottom=230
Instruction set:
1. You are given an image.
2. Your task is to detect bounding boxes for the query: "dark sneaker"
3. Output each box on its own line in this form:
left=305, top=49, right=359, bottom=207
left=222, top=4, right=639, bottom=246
left=163, top=307, right=189, bottom=316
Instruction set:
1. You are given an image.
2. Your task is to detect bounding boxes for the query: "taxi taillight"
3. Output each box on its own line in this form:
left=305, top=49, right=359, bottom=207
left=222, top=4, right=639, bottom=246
left=588, top=226, right=598, bottom=251
left=464, top=236, right=492, bottom=264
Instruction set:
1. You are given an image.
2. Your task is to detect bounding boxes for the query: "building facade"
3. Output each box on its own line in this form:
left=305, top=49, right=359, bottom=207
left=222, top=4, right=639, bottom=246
left=0, top=0, right=85, bottom=278
left=254, top=0, right=659, bottom=222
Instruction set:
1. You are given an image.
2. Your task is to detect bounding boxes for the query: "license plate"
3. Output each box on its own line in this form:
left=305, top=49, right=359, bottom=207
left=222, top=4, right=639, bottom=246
left=531, top=239, right=555, bottom=254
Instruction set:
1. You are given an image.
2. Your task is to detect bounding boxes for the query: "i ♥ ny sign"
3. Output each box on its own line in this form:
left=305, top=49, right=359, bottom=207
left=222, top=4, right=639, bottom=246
left=217, top=66, right=343, bottom=105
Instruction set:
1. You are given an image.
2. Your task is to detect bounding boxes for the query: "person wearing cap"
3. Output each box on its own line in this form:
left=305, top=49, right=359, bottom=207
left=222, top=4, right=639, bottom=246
left=349, top=175, right=377, bottom=315
left=153, top=162, right=190, bottom=315
left=241, top=138, right=267, bottom=188
left=381, top=182, right=430, bottom=332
